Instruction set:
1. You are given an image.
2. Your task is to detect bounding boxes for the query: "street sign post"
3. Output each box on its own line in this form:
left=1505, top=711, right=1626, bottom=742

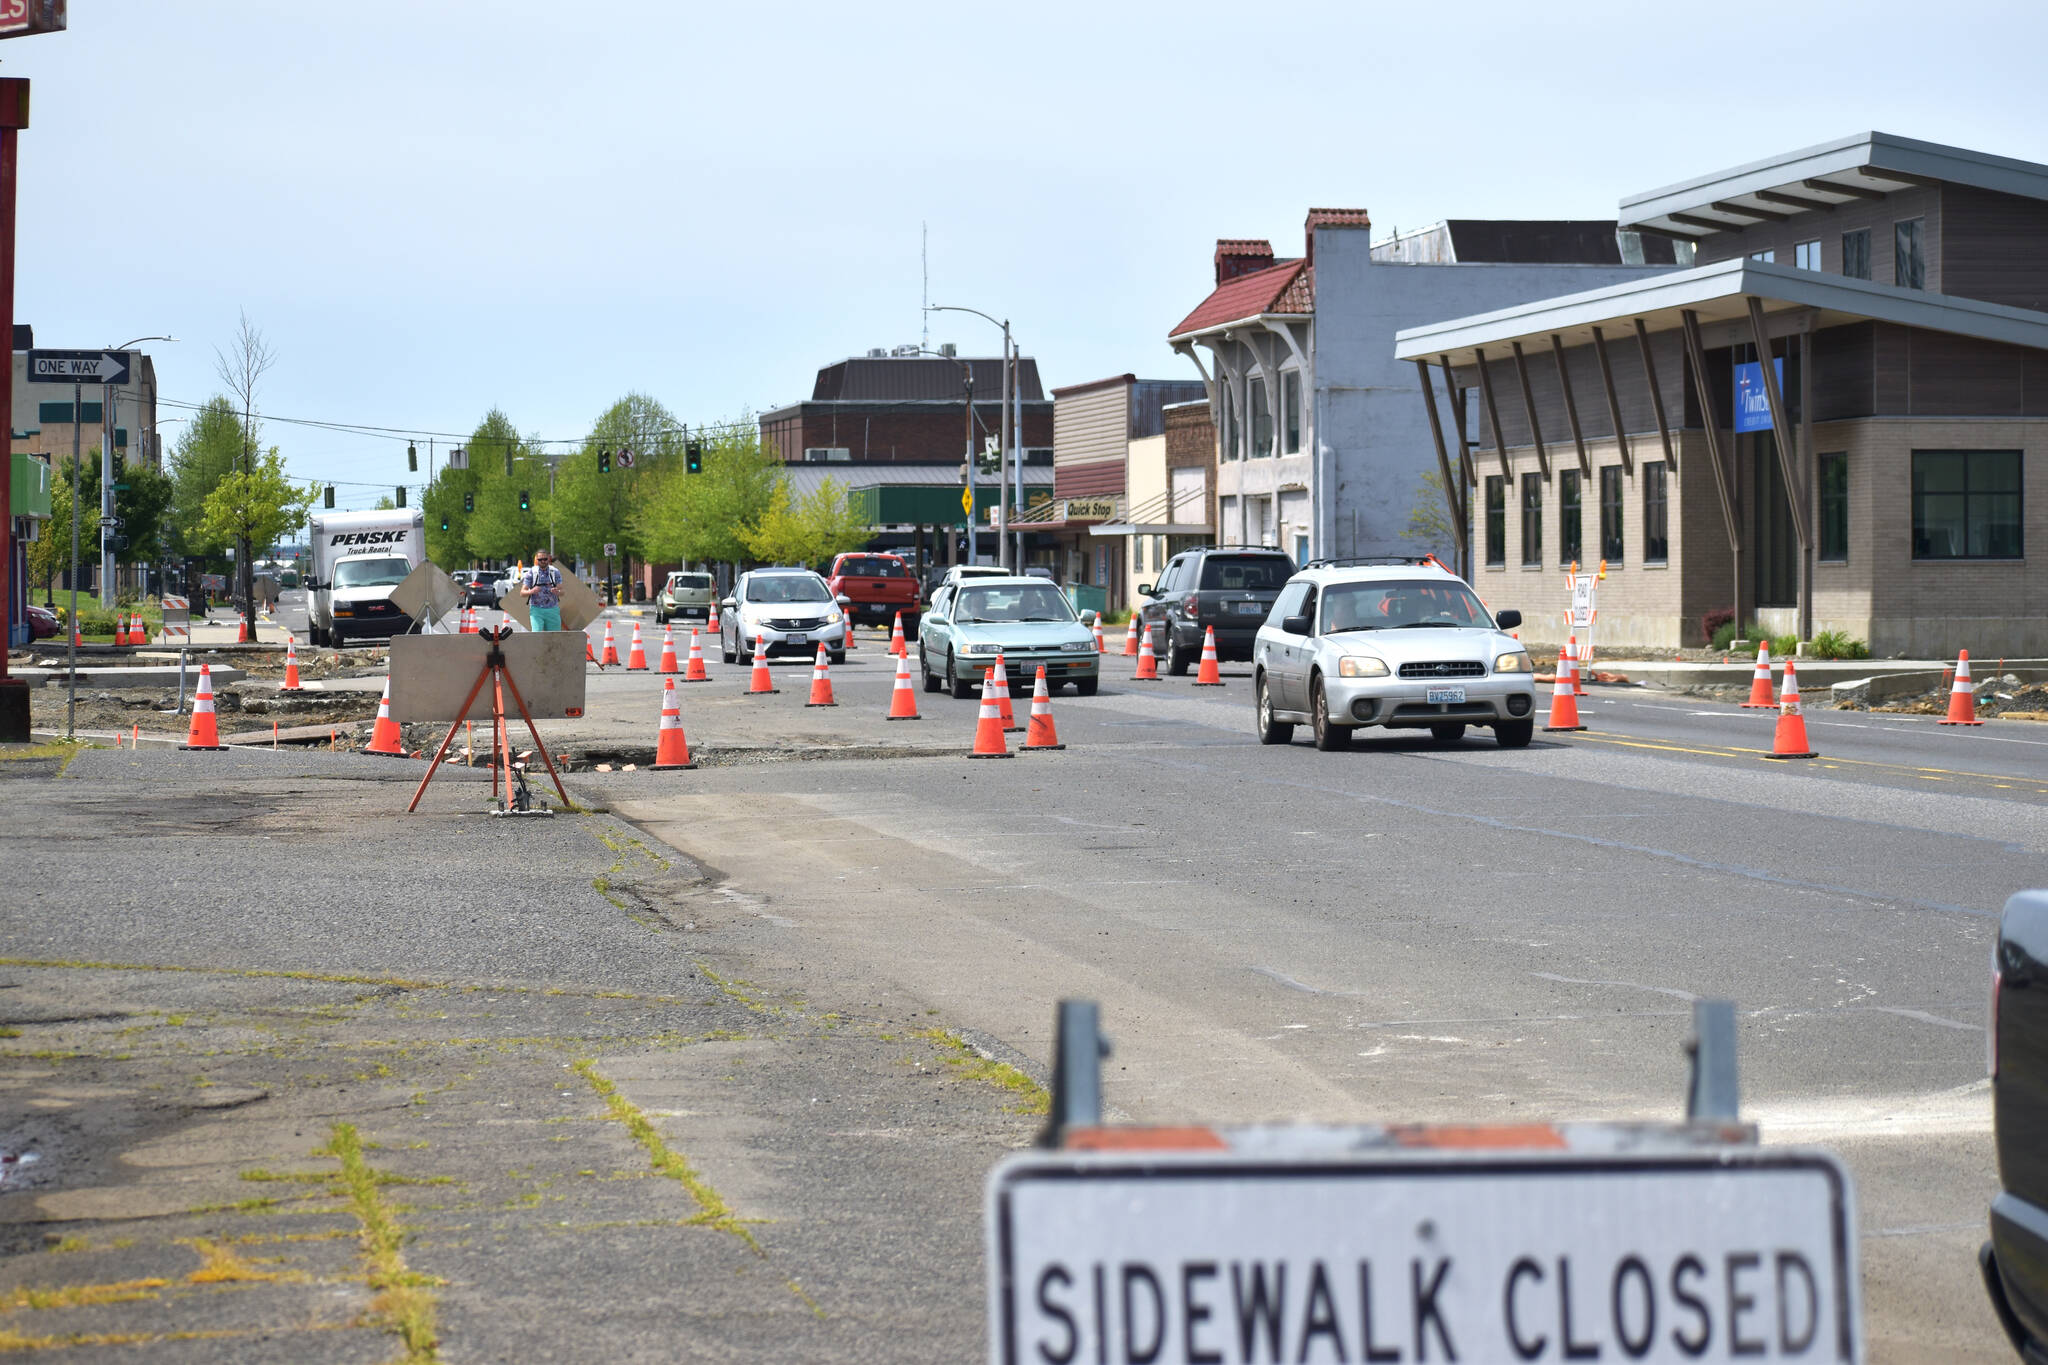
left=25, top=348, right=131, bottom=385
left=0, top=1, right=63, bottom=39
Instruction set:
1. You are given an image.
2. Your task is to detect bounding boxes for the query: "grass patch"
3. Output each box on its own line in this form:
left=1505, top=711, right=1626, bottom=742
left=181, top=1238, right=305, bottom=1284
left=317, top=1122, right=441, bottom=1363
left=571, top=1058, right=762, bottom=1253
left=913, top=1028, right=1050, bottom=1115
left=2, top=1278, right=169, bottom=1312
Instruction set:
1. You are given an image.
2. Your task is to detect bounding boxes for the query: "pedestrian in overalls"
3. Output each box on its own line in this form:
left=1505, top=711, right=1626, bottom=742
left=517, top=551, right=563, bottom=630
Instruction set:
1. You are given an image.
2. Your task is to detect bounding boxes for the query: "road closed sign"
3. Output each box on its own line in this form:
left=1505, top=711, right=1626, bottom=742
left=987, top=1150, right=1858, bottom=1364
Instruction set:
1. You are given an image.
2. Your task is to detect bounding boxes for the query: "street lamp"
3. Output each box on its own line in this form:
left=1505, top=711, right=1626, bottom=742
left=97, top=334, right=174, bottom=608
left=905, top=348, right=982, bottom=573
left=927, top=305, right=1020, bottom=570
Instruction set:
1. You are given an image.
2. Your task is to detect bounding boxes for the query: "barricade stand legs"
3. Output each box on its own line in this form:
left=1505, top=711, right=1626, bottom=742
left=407, top=627, right=571, bottom=814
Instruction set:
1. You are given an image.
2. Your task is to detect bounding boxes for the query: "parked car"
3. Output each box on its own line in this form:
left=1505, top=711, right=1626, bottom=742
left=1137, top=546, right=1297, bottom=676
left=25, top=603, right=57, bottom=640
left=656, top=570, right=716, bottom=626
left=452, top=570, right=497, bottom=608
left=1252, top=557, right=1534, bottom=750
left=1985, top=887, right=2048, bottom=1359
left=825, top=552, right=921, bottom=629
left=718, top=568, right=848, bottom=664
left=918, top=575, right=1099, bottom=699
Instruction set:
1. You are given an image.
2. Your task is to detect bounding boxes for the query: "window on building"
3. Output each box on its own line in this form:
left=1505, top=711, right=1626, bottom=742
left=1912, top=450, right=2021, bottom=559
left=35, top=401, right=104, bottom=425
left=1484, top=476, right=1506, bottom=567
left=1599, top=465, right=1624, bottom=563
left=1842, top=229, right=1871, bottom=280
left=1818, top=452, right=1848, bottom=561
left=1222, top=388, right=1239, bottom=460
left=1520, top=473, right=1543, bottom=566
left=1895, top=218, right=1925, bottom=290
left=1250, top=379, right=1273, bottom=458
left=1294, top=531, right=1309, bottom=565
left=1642, top=461, right=1669, bottom=563
left=1559, top=468, right=1582, bottom=565
left=1749, top=249, right=1775, bottom=264
left=1794, top=240, right=1821, bottom=271
left=1282, top=371, right=1301, bottom=454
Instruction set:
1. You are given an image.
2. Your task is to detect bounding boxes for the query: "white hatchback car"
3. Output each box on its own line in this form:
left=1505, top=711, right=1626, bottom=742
left=1253, top=558, right=1536, bottom=750
left=718, top=567, right=849, bottom=664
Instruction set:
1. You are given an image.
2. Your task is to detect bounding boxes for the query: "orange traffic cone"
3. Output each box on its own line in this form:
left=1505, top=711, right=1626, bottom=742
left=1939, top=649, right=1983, bottom=726
left=1193, top=626, right=1224, bottom=686
left=656, top=625, right=680, bottom=675
left=1021, top=665, right=1065, bottom=751
left=626, top=622, right=649, bottom=671
left=133, top=612, right=148, bottom=646
left=968, top=674, right=1012, bottom=759
left=1093, top=622, right=1105, bottom=655
left=653, top=678, right=697, bottom=770
left=1571, top=634, right=1587, bottom=696
left=708, top=601, right=720, bottom=634
left=459, top=606, right=473, bottom=634
left=600, top=619, right=620, bottom=667
left=889, top=612, right=908, bottom=657
left=1132, top=625, right=1160, bottom=681
left=1740, top=644, right=1775, bottom=708
left=843, top=617, right=856, bottom=652
left=238, top=613, right=253, bottom=643
left=179, top=664, right=226, bottom=750
left=683, top=630, right=710, bottom=682
left=280, top=637, right=304, bottom=693
left=1544, top=644, right=1584, bottom=731
left=365, top=677, right=408, bottom=757
left=1765, top=659, right=1818, bottom=759
left=586, top=632, right=598, bottom=666
left=991, top=654, right=1020, bottom=730
left=746, top=634, right=778, bottom=694
left=805, top=643, right=838, bottom=706
left=886, top=649, right=921, bottom=721
left=114, top=615, right=129, bottom=646
left=1122, top=615, right=1139, bottom=657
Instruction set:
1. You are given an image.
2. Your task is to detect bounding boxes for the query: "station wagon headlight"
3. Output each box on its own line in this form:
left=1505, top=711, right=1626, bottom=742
left=962, top=642, right=1000, bottom=655
left=1059, top=640, right=1093, bottom=652
left=1494, top=651, right=1533, bottom=673
left=1337, top=655, right=1388, bottom=678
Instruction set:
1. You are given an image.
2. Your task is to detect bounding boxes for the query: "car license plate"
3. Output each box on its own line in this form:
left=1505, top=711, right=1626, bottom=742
left=1426, top=685, right=1467, bottom=704
left=988, top=1150, right=1858, bottom=1365
left=1234, top=600, right=1264, bottom=615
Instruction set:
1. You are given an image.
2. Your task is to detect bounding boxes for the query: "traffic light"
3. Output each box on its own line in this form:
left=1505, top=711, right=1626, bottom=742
left=440, top=515, right=450, bottom=532
left=598, top=449, right=611, bottom=475
left=396, top=486, right=407, bottom=508
left=463, top=491, right=474, bottom=513
left=519, top=489, right=530, bottom=512
left=686, top=441, right=703, bottom=474
left=407, top=443, right=418, bottom=473
left=110, top=534, right=129, bottom=553
left=324, top=486, right=335, bottom=509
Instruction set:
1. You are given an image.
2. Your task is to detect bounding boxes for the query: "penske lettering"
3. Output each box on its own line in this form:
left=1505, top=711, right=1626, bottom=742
left=329, top=530, right=411, bottom=547
left=1023, top=1249, right=1824, bottom=1363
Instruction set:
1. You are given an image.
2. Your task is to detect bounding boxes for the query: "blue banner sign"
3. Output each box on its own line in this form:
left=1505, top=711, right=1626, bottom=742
left=1733, top=358, right=1785, bottom=434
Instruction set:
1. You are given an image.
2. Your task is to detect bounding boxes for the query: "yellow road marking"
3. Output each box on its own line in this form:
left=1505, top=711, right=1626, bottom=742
left=1573, top=731, right=2039, bottom=788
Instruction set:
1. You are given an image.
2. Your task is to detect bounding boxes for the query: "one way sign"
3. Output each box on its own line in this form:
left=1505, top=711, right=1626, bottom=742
left=27, top=349, right=133, bottom=385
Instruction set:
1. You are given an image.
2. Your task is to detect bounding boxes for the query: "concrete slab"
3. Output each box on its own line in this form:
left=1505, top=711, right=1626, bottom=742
left=12, top=665, right=247, bottom=688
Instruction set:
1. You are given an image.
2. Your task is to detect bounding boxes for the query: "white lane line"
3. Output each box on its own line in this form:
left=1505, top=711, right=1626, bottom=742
left=1751, top=1081, right=1991, bottom=1139
left=1530, top=971, right=1700, bottom=1002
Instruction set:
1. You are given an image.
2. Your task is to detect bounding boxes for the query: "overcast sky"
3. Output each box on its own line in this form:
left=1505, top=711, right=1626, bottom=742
left=12, top=1, right=2046, bottom=507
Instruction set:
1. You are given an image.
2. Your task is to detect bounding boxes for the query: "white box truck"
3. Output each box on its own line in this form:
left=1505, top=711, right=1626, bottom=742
left=305, top=508, right=426, bottom=648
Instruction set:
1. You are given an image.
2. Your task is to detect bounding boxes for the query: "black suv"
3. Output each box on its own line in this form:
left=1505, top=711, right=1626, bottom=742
left=1136, top=547, right=1297, bottom=675
left=1986, top=887, right=2048, bottom=1359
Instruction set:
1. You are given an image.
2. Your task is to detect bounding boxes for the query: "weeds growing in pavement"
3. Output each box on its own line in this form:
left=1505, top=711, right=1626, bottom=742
left=913, top=1028, right=1050, bottom=1115
left=317, top=1122, right=441, bottom=1363
left=571, top=1058, right=763, bottom=1253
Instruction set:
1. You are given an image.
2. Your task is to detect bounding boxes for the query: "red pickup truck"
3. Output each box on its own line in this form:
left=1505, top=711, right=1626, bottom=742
left=826, top=552, right=921, bottom=630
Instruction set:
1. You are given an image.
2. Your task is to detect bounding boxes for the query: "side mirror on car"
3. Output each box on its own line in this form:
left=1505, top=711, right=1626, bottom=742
left=1495, top=608, right=1523, bottom=631
left=836, top=594, right=852, bottom=608
left=1282, top=614, right=1312, bottom=636
left=719, top=596, right=735, bottom=610
left=1136, top=583, right=1154, bottom=598
left=1079, top=609, right=1099, bottom=626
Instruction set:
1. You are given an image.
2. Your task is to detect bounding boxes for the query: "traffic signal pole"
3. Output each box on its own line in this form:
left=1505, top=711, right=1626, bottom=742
left=0, top=80, right=27, bottom=742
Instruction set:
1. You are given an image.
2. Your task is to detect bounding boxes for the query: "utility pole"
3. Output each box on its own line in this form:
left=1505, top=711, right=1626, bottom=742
left=961, top=370, right=974, bottom=567
left=997, top=325, right=1011, bottom=570
left=1012, top=341, right=1025, bottom=571
left=99, top=376, right=113, bottom=606
left=66, top=378, right=77, bottom=736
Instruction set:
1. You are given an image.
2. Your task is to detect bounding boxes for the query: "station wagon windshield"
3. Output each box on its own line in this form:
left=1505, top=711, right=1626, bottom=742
left=1322, top=579, right=1494, bottom=632
left=954, top=584, right=1075, bottom=624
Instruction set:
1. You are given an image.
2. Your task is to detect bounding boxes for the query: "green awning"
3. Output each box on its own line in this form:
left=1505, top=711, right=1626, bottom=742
left=11, top=452, right=51, bottom=519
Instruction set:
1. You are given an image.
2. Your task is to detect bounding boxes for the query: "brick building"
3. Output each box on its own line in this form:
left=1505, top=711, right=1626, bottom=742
left=759, top=351, right=1051, bottom=465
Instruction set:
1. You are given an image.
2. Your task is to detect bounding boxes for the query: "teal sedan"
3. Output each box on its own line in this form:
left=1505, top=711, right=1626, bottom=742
left=917, top=577, right=1101, bottom=699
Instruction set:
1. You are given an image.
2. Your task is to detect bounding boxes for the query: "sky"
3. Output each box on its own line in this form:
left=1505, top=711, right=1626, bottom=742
left=10, top=1, right=2047, bottom=509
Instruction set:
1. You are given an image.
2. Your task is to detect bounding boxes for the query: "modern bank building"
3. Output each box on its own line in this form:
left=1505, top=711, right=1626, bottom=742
left=1394, top=132, right=2048, bottom=656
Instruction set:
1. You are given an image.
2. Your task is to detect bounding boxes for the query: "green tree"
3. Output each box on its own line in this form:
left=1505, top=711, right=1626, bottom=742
left=742, top=475, right=867, bottom=568
left=421, top=460, right=481, bottom=570
left=166, top=397, right=244, bottom=562
left=462, top=409, right=544, bottom=562
left=195, top=446, right=317, bottom=562
left=634, top=423, right=778, bottom=568
left=24, top=467, right=74, bottom=600
left=551, top=393, right=682, bottom=581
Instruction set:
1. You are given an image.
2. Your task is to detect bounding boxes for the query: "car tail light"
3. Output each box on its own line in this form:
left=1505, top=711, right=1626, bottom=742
left=1182, top=593, right=1200, bottom=617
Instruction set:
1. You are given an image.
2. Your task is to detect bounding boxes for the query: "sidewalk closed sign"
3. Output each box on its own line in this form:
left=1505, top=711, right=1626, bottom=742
left=987, top=1151, right=1857, bottom=1364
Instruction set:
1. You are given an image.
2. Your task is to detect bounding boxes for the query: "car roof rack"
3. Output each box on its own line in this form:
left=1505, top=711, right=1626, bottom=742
left=1301, top=554, right=1455, bottom=572
left=1201, top=544, right=1290, bottom=553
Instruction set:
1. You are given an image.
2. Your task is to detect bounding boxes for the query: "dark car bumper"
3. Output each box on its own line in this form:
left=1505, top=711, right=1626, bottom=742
left=845, top=601, right=919, bottom=625
left=1169, top=621, right=1263, bottom=661
left=1987, top=1193, right=2048, bottom=1358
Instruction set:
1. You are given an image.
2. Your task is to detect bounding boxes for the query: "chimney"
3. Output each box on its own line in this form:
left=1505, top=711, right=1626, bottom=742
left=1213, top=238, right=1275, bottom=284
left=1303, top=208, right=1371, bottom=264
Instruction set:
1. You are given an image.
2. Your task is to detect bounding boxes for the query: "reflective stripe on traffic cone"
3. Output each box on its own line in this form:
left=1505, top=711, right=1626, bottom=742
left=600, top=619, right=620, bottom=667
left=653, top=678, right=697, bottom=770
left=586, top=632, right=598, bottom=665
left=1122, top=615, right=1139, bottom=656
left=1740, top=644, right=1775, bottom=708
left=886, top=649, right=921, bottom=720
left=1193, top=625, right=1224, bottom=686
left=657, top=625, right=680, bottom=675
left=1021, top=665, right=1065, bottom=751
left=1544, top=644, right=1584, bottom=731
left=238, top=613, right=253, bottom=643
left=889, top=611, right=908, bottom=657
left=114, top=615, right=129, bottom=646
left=281, top=638, right=304, bottom=693
left=626, top=622, right=649, bottom=671
left=992, top=654, right=1020, bottom=730
left=1939, top=649, right=1983, bottom=726
left=746, top=634, right=778, bottom=694
left=1093, top=622, right=1105, bottom=655
left=1765, top=659, right=1818, bottom=759
left=365, top=677, right=408, bottom=757
left=1132, top=626, right=1160, bottom=681
left=708, top=601, right=720, bottom=634
left=180, top=664, right=226, bottom=750
left=805, top=643, right=838, bottom=706
left=684, top=630, right=710, bottom=682
left=843, top=617, right=856, bottom=651
left=968, top=673, right=1012, bottom=758
left=1571, top=634, right=1587, bottom=696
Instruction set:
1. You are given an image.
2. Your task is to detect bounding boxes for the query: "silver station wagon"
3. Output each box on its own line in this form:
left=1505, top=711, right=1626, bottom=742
left=1253, top=557, right=1536, bottom=751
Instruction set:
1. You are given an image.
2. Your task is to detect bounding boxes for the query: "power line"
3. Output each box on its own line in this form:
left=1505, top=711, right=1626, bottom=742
left=156, top=396, right=767, bottom=450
